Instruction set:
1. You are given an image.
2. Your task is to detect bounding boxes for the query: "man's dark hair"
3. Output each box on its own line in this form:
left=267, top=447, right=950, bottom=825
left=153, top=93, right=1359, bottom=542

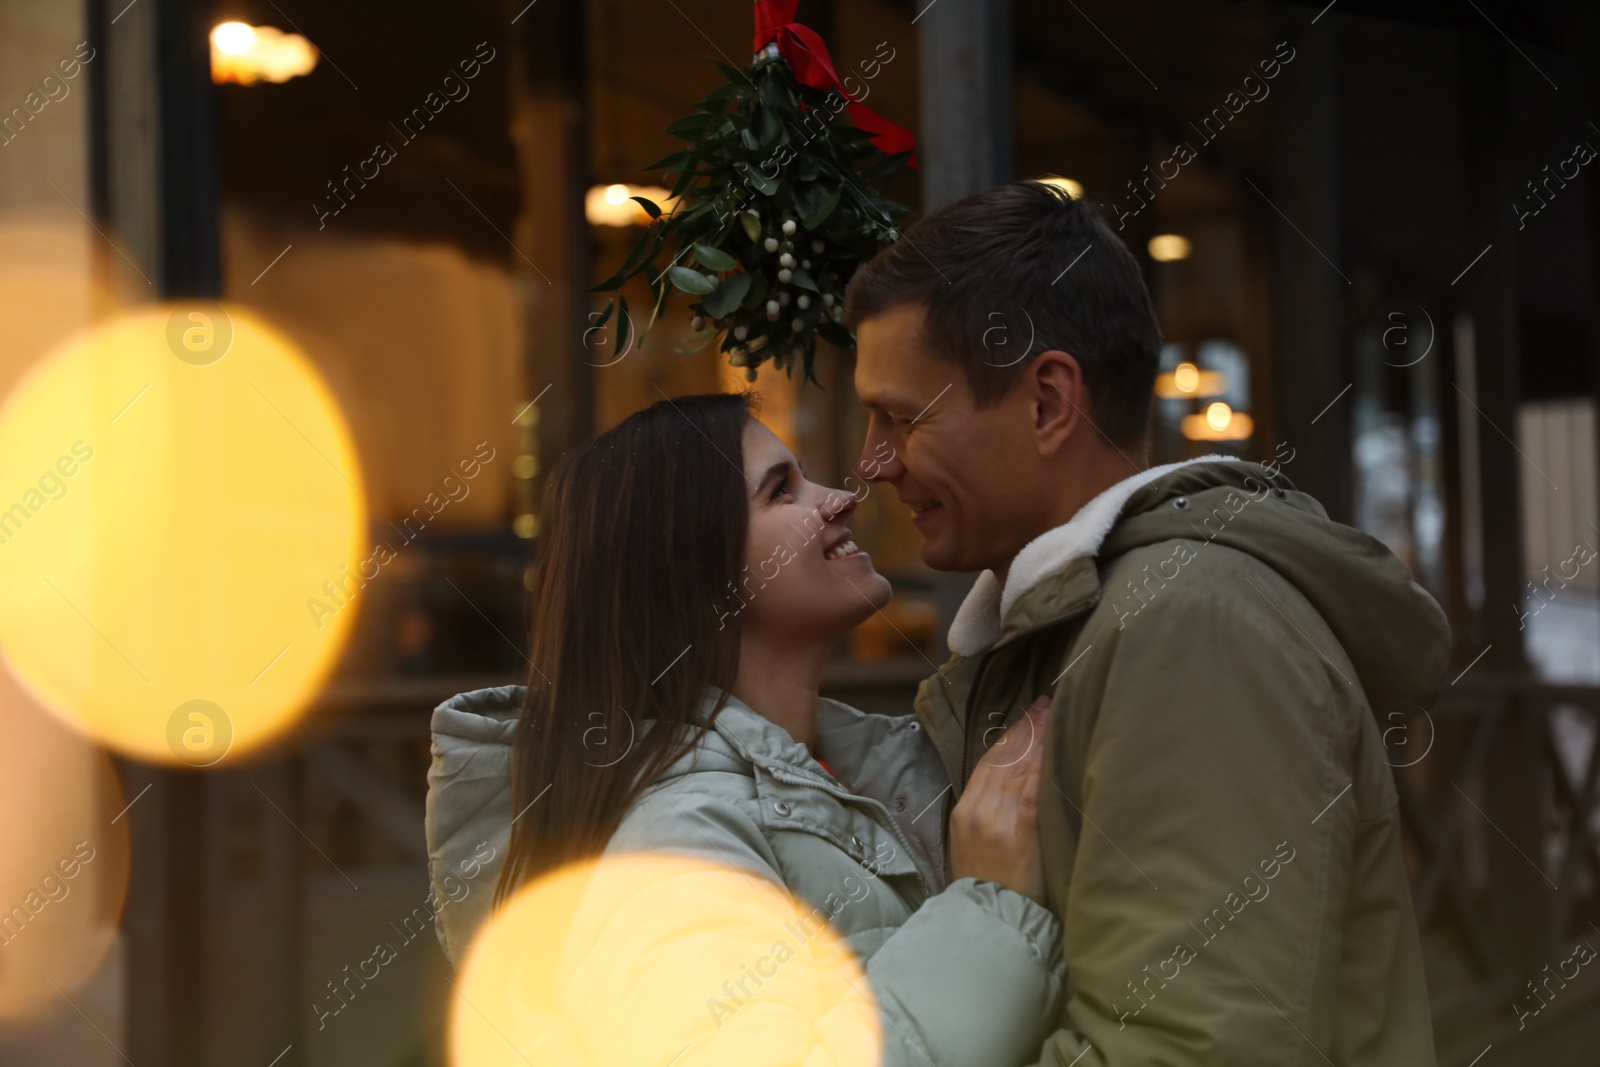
left=843, top=179, right=1162, bottom=445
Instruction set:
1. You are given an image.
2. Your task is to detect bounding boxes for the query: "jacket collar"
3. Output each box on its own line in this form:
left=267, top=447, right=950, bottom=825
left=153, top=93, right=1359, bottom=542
left=686, top=687, right=931, bottom=791
left=946, top=455, right=1245, bottom=656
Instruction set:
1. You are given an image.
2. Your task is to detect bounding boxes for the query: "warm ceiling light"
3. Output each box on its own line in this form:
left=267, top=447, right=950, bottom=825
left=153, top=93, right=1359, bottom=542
left=210, top=23, right=318, bottom=84
left=1037, top=176, right=1084, bottom=199
left=1149, top=234, right=1191, bottom=261
left=1182, top=402, right=1254, bottom=441
left=1154, top=361, right=1228, bottom=399
left=212, top=21, right=255, bottom=55
left=586, top=183, right=676, bottom=227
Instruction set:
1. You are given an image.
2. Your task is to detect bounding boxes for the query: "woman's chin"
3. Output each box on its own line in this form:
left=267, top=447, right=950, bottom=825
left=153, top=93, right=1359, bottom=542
left=846, top=573, right=895, bottom=619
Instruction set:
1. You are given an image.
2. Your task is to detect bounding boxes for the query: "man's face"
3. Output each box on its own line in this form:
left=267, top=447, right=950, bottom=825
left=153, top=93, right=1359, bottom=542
left=853, top=303, right=1042, bottom=575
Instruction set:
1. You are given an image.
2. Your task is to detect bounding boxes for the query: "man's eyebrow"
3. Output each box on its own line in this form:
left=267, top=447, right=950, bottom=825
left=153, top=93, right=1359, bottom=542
left=865, top=395, right=913, bottom=417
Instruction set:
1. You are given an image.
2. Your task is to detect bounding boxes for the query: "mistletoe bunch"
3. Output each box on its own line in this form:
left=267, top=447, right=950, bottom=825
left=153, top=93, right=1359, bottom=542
left=590, top=43, right=913, bottom=383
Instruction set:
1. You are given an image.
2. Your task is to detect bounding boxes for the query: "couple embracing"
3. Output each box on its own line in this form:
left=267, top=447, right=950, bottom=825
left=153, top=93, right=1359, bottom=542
left=424, top=180, right=1448, bottom=1065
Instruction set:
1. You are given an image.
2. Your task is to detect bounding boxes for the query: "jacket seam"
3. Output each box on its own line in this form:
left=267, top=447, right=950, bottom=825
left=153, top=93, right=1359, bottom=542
left=1294, top=678, right=1340, bottom=1067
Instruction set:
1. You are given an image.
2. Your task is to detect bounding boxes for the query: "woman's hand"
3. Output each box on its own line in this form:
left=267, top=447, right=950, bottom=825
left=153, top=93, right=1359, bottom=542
left=948, top=695, right=1050, bottom=905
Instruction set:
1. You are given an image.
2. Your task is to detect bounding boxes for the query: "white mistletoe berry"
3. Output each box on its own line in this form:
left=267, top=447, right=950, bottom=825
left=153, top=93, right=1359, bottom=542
left=782, top=219, right=797, bottom=235
left=778, top=252, right=795, bottom=269
left=822, top=293, right=835, bottom=307
left=766, top=299, right=780, bottom=317
left=792, top=318, right=804, bottom=332
left=764, top=237, right=779, bottom=253
left=734, top=324, right=749, bottom=340
left=778, top=291, right=791, bottom=306
left=778, top=268, right=792, bottom=283
left=796, top=294, right=811, bottom=309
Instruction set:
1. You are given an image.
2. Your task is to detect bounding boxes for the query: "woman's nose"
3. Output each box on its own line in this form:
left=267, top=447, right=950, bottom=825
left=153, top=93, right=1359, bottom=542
left=818, top=483, right=857, bottom=523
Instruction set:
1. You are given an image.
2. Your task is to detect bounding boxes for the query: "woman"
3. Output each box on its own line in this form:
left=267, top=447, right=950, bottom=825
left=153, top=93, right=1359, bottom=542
left=425, top=392, right=1061, bottom=1065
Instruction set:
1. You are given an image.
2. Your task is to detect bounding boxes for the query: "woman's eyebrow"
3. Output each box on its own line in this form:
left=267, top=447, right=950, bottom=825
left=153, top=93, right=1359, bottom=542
left=754, top=459, right=792, bottom=496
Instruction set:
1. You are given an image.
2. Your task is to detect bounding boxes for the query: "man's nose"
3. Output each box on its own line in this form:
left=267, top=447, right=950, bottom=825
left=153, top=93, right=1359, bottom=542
left=857, top=427, right=900, bottom=482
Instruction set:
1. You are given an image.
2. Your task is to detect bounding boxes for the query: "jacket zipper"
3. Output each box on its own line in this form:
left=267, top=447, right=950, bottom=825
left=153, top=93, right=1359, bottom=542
left=957, top=655, right=994, bottom=791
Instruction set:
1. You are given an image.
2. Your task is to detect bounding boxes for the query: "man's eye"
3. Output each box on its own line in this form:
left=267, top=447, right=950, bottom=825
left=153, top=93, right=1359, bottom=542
left=771, top=477, right=791, bottom=500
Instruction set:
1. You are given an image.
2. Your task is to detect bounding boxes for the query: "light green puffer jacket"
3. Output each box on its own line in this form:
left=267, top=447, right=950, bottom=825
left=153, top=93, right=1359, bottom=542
left=425, top=684, right=1066, bottom=1067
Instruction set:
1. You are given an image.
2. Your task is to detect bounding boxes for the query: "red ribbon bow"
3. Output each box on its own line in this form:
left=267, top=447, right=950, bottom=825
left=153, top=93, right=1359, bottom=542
left=753, top=0, right=919, bottom=169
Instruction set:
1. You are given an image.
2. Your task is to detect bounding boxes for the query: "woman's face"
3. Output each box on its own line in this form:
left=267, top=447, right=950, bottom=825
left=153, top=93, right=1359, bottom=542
left=731, top=420, right=892, bottom=642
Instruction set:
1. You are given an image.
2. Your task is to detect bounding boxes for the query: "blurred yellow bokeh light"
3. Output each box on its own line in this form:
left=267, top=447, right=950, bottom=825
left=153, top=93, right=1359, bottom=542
left=453, top=853, right=881, bottom=1067
left=0, top=304, right=365, bottom=764
left=0, top=662, right=130, bottom=1020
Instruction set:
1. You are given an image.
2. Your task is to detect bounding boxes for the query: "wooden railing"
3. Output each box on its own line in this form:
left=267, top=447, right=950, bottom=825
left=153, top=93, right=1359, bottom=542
left=1404, top=672, right=1600, bottom=1063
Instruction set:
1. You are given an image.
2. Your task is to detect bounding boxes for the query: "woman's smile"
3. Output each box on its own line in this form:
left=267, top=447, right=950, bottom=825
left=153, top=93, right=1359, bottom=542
left=823, top=533, right=866, bottom=562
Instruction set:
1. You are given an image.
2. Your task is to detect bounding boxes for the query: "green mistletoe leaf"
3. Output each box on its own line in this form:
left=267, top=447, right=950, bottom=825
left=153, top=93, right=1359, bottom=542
left=802, top=185, right=841, bottom=229
left=693, top=243, right=736, bottom=271
left=787, top=268, right=818, bottom=292
left=701, top=271, right=751, bottom=317
left=667, top=265, right=717, bottom=295
left=665, top=112, right=719, bottom=139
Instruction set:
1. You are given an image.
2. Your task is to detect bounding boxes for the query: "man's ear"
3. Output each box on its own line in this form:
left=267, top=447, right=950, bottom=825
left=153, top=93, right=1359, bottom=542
left=1029, top=349, right=1086, bottom=456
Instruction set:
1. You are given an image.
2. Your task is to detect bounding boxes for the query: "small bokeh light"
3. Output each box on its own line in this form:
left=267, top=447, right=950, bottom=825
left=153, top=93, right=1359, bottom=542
left=1148, top=233, right=1191, bottom=261
left=210, top=22, right=318, bottom=85
left=1155, top=360, right=1228, bottom=399
left=585, top=183, right=676, bottom=227
left=1182, top=399, right=1254, bottom=441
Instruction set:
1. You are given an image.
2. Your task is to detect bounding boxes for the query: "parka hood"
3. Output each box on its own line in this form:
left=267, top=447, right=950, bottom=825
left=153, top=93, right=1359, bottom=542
left=947, top=456, right=1452, bottom=725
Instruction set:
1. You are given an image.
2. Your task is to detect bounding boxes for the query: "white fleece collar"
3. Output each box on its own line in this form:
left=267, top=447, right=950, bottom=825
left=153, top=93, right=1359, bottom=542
left=945, top=455, right=1245, bottom=656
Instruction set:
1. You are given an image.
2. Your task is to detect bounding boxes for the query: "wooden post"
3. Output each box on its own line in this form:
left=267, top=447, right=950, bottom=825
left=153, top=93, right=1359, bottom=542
left=915, top=0, right=1013, bottom=648
left=510, top=0, right=592, bottom=526
left=916, top=0, right=1013, bottom=211
left=102, top=0, right=219, bottom=1061
left=1459, top=34, right=1542, bottom=969
left=1264, top=10, right=1350, bottom=523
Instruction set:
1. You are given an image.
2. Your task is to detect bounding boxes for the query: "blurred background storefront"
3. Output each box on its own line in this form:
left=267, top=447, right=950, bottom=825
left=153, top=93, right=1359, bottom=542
left=0, top=0, right=1598, bottom=1064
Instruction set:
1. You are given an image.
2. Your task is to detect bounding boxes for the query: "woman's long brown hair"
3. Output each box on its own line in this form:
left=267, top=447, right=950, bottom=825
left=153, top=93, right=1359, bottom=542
left=493, top=391, right=755, bottom=906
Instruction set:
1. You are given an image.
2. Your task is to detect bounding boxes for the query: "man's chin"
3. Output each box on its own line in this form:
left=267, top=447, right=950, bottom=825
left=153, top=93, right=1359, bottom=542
left=917, top=538, right=967, bottom=574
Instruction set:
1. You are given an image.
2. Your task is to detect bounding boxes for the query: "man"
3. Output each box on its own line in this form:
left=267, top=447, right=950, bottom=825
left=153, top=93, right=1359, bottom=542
left=844, top=179, right=1448, bottom=1065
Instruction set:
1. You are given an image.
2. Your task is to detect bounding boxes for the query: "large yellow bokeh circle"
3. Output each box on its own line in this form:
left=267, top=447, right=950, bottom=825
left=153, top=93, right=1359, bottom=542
left=452, top=853, right=882, bottom=1066
left=0, top=304, right=365, bottom=763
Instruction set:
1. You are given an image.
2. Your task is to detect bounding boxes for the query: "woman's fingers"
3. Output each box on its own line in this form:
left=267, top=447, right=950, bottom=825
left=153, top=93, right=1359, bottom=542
left=948, top=696, right=1051, bottom=903
left=1017, top=732, right=1043, bottom=817
left=982, top=695, right=1051, bottom=771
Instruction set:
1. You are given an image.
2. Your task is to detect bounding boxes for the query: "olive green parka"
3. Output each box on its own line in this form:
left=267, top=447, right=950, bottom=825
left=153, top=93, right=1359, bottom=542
left=914, top=455, right=1448, bottom=1067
